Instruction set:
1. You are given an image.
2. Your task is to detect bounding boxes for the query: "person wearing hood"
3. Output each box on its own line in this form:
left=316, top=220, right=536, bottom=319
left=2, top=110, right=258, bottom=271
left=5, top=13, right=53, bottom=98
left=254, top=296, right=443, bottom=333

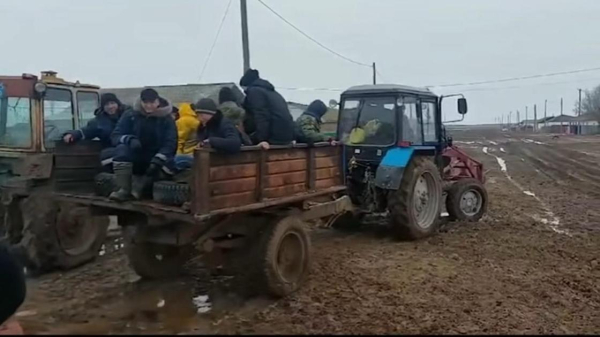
left=63, top=93, right=129, bottom=147
left=295, top=99, right=330, bottom=143
left=239, top=69, right=295, bottom=149
left=109, top=88, right=177, bottom=201
left=218, top=87, right=252, bottom=145
left=176, top=103, right=200, bottom=155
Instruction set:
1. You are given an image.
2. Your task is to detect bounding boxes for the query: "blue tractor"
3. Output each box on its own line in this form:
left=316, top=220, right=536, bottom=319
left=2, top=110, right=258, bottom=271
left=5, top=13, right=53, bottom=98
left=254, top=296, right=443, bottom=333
left=333, top=84, right=487, bottom=239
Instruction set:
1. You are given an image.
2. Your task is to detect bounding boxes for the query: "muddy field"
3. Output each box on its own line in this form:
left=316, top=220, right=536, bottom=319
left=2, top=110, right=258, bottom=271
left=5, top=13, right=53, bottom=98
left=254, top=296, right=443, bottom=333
left=15, top=128, right=600, bottom=335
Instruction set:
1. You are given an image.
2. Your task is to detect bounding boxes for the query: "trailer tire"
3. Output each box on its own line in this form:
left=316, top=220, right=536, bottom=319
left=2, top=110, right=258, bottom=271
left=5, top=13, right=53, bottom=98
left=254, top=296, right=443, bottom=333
left=94, top=173, right=116, bottom=197
left=246, top=215, right=311, bottom=298
left=446, top=178, right=487, bottom=222
left=388, top=156, right=443, bottom=240
left=124, top=227, right=192, bottom=279
left=152, top=181, right=191, bottom=206
left=16, top=196, right=108, bottom=274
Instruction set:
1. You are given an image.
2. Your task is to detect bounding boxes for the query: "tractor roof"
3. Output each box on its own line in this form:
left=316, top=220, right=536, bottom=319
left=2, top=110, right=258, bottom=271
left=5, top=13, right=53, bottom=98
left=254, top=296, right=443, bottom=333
left=342, top=84, right=436, bottom=97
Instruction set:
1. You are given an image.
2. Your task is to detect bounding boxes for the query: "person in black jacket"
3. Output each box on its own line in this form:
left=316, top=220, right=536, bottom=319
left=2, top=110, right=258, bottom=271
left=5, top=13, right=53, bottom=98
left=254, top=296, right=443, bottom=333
left=63, top=93, right=129, bottom=147
left=108, top=88, right=177, bottom=201
left=0, top=244, right=26, bottom=326
left=195, top=98, right=242, bottom=153
left=240, top=69, right=295, bottom=149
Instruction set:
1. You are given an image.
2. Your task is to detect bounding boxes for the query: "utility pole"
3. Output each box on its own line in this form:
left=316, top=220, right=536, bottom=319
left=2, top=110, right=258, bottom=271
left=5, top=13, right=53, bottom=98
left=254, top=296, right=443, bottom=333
left=240, top=0, right=251, bottom=73
left=517, top=110, right=520, bottom=130
left=577, top=88, right=583, bottom=116
left=560, top=97, right=563, bottom=116
left=372, top=62, right=377, bottom=85
left=534, top=104, right=537, bottom=132
left=509, top=111, right=512, bottom=128
left=544, top=99, right=547, bottom=130
left=525, top=106, right=528, bottom=129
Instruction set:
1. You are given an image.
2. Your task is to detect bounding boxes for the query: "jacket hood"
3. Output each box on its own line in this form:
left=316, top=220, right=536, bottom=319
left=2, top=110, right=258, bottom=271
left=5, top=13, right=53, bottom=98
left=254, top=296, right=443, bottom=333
left=305, top=100, right=328, bottom=119
left=134, top=97, right=173, bottom=117
left=249, top=79, right=275, bottom=91
left=178, top=103, right=196, bottom=119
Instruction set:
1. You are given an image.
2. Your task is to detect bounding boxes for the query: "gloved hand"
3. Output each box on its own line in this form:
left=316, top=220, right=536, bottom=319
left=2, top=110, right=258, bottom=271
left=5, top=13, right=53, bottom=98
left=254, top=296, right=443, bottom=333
left=145, top=163, right=161, bottom=177
left=129, top=138, right=142, bottom=151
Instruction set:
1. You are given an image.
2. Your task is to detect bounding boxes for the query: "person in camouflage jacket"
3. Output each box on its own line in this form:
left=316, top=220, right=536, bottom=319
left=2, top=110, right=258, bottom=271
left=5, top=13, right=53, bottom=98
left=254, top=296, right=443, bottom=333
left=295, top=99, right=329, bottom=142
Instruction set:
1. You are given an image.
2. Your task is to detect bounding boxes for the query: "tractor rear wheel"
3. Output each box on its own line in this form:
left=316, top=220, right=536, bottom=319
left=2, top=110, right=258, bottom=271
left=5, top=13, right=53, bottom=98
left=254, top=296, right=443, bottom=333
left=387, top=157, right=443, bottom=240
left=446, top=178, right=488, bottom=222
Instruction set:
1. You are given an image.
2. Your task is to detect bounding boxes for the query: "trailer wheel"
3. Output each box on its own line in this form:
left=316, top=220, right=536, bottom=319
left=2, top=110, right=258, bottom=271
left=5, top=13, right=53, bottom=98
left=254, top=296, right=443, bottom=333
left=446, top=178, right=488, bottom=222
left=387, top=157, right=443, bottom=240
left=124, top=228, right=191, bottom=279
left=94, top=173, right=116, bottom=197
left=247, top=215, right=311, bottom=298
left=17, top=197, right=109, bottom=273
left=152, top=181, right=191, bottom=206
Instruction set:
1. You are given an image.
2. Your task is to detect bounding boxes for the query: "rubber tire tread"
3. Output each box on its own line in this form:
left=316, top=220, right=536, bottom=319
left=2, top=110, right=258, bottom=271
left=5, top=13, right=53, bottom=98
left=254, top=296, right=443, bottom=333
left=446, top=178, right=488, bottom=222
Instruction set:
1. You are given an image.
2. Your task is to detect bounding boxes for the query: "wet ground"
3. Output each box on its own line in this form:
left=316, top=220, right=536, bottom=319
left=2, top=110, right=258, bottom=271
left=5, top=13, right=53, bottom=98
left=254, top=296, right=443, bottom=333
left=16, top=128, right=600, bottom=334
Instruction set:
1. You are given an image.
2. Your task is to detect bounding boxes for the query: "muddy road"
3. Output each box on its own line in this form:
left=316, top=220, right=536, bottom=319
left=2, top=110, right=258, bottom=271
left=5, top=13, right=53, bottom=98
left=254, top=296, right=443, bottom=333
left=16, top=128, right=600, bottom=334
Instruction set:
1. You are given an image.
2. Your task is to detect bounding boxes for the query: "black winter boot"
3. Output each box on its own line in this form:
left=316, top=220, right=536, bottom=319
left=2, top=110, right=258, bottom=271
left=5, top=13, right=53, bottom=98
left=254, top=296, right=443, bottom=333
left=109, top=162, right=133, bottom=202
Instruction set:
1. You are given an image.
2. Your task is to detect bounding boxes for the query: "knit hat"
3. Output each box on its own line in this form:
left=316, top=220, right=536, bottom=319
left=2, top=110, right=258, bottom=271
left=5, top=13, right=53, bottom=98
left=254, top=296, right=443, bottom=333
left=218, top=87, right=237, bottom=104
left=140, top=88, right=159, bottom=102
left=100, top=93, right=121, bottom=107
left=193, top=98, right=218, bottom=115
left=239, top=68, right=259, bottom=87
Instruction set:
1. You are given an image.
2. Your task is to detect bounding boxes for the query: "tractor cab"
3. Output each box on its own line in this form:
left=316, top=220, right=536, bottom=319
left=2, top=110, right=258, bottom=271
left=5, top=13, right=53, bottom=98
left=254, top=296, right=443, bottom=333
left=0, top=71, right=100, bottom=156
left=333, top=84, right=486, bottom=240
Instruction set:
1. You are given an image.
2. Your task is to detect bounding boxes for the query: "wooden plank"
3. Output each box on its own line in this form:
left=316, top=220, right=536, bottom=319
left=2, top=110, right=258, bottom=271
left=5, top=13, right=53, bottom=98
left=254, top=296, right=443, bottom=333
left=266, top=159, right=307, bottom=174
left=265, top=171, right=306, bottom=188
left=209, top=177, right=256, bottom=196
left=314, top=146, right=338, bottom=157
left=53, top=168, right=99, bottom=181
left=54, top=155, right=100, bottom=169
left=210, top=191, right=255, bottom=210
left=193, top=150, right=211, bottom=214
left=307, top=147, right=316, bottom=190
left=211, top=152, right=258, bottom=166
left=315, top=178, right=340, bottom=189
left=210, top=163, right=257, bottom=181
left=315, top=167, right=341, bottom=180
left=267, top=149, right=306, bottom=162
left=315, top=156, right=339, bottom=169
left=264, top=183, right=307, bottom=199
left=256, top=150, right=267, bottom=201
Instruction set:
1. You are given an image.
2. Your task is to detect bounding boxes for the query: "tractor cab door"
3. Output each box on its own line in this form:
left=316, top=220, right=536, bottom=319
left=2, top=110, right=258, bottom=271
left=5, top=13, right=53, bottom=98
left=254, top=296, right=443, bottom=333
left=398, top=96, right=439, bottom=149
left=42, top=87, right=99, bottom=151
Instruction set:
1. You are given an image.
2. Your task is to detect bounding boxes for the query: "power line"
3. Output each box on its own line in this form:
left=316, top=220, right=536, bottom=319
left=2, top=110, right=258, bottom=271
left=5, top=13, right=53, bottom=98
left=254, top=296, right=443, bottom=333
left=256, top=0, right=371, bottom=68
left=427, top=66, right=600, bottom=88
left=199, top=0, right=233, bottom=81
left=449, top=76, right=600, bottom=93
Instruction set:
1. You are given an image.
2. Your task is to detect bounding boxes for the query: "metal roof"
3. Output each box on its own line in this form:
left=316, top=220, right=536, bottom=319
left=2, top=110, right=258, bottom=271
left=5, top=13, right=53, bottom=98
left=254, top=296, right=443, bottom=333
left=342, top=84, right=435, bottom=97
left=103, top=83, right=245, bottom=107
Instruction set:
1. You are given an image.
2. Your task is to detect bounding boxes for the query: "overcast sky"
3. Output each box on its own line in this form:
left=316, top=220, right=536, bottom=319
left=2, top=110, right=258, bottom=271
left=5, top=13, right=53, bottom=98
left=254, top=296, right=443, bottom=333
left=2, top=0, right=599, bottom=124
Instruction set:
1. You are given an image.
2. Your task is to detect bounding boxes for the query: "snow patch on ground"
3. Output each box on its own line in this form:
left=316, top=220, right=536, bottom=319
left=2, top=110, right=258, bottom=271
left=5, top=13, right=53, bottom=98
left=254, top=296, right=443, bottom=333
left=500, top=148, right=506, bottom=153
left=488, top=140, right=498, bottom=145
left=482, top=147, right=488, bottom=154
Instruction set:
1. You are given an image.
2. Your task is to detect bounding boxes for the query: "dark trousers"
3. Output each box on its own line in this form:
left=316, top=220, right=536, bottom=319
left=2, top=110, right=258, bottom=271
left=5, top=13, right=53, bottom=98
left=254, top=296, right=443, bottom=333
left=101, top=144, right=175, bottom=176
left=0, top=245, right=26, bottom=325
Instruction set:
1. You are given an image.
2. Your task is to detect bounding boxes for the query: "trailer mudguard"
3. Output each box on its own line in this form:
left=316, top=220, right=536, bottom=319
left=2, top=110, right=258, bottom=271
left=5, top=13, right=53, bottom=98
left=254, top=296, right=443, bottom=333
left=374, top=147, right=414, bottom=190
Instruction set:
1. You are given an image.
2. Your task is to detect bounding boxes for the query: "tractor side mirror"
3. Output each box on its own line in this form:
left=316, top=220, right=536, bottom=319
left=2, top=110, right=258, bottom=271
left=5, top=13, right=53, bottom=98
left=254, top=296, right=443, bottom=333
left=329, top=99, right=339, bottom=109
left=458, top=98, right=468, bottom=115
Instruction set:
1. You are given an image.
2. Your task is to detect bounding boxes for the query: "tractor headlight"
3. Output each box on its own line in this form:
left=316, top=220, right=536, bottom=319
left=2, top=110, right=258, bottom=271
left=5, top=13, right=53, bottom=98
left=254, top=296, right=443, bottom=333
left=34, top=82, right=47, bottom=96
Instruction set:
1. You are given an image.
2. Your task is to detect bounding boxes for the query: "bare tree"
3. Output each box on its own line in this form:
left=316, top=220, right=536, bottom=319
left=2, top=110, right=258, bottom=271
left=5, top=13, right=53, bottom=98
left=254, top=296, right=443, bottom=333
left=574, top=84, right=600, bottom=117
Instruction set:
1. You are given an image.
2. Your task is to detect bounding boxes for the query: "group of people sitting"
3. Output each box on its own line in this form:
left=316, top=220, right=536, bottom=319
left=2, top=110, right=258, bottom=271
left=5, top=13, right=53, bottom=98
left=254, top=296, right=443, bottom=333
left=62, top=68, right=333, bottom=202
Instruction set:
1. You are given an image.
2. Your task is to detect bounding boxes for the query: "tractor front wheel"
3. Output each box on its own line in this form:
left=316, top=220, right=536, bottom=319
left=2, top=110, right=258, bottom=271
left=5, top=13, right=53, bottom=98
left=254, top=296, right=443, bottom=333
left=446, top=178, right=488, bottom=222
left=388, top=157, right=443, bottom=240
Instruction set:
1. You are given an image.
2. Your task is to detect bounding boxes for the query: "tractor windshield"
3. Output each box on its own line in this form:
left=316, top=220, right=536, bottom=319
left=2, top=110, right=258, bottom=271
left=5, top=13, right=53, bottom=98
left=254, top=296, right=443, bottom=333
left=339, top=97, right=396, bottom=145
left=0, top=96, right=33, bottom=148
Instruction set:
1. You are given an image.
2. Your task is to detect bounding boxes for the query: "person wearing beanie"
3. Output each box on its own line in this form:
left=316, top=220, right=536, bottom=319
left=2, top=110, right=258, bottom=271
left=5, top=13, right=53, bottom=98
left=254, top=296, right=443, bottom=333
left=63, top=92, right=130, bottom=148
left=108, top=88, right=177, bottom=201
left=194, top=98, right=242, bottom=154
left=239, top=68, right=295, bottom=149
left=295, top=99, right=330, bottom=142
left=217, top=87, right=252, bottom=145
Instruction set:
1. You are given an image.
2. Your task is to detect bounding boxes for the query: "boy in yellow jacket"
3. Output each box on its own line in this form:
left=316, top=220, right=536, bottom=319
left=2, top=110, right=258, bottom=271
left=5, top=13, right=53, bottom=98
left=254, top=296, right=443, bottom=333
left=175, top=103, right=200, bottom=170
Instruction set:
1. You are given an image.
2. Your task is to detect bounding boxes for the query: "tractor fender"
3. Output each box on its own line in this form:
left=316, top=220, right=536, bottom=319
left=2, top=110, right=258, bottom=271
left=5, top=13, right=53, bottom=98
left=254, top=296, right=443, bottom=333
left=374, top=147, right=414, bottom=190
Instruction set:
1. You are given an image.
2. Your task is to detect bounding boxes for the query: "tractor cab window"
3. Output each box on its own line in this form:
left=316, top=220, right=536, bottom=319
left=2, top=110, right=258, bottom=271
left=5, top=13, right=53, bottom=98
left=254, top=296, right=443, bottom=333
left=77, top=91, right=99, bottom=125
left=421, top=101, right=437, bottom=143
left=43, top=88, right=74, bottom=149
left=0, top=97, right=32, bottom=148
left=398, top=96, right=422, bottom=145
left=339, top=97, right=396, bottom=145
